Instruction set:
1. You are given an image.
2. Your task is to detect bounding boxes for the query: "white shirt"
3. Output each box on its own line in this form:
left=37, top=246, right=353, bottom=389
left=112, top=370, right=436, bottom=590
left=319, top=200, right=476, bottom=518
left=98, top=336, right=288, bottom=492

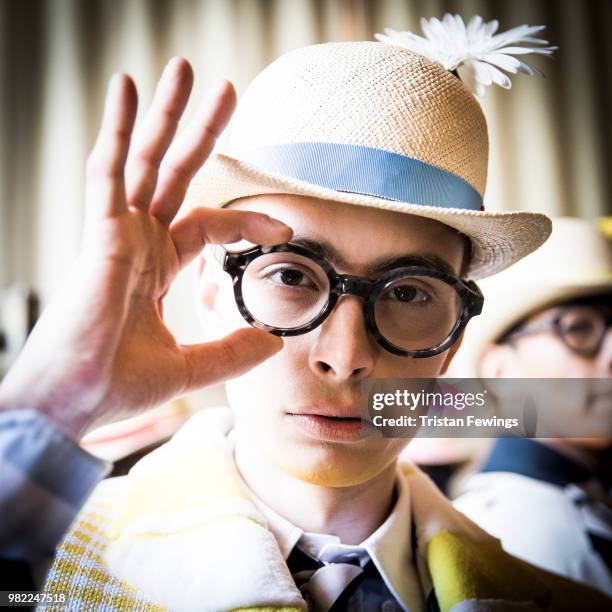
left=235, top=455, right=423, bottom=611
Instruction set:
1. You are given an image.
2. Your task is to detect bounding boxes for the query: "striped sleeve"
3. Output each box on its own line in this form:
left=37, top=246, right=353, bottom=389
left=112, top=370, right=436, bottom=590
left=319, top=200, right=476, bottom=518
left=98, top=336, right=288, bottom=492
left=0, top=409, right=111, bottom=561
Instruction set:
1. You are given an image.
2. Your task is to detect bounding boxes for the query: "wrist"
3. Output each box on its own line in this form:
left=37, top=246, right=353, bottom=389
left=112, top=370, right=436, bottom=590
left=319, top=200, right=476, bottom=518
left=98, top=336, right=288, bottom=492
left=0, top=384, right=100, bottom=442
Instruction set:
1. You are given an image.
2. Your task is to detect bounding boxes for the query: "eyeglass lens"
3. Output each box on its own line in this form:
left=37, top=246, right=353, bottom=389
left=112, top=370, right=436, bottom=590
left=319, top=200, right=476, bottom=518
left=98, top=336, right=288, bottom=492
left=242, top=252, right=330, bottom=328
left=241, top=251, right=462, bottom=352
left=557, top=306, right=609, bottom=354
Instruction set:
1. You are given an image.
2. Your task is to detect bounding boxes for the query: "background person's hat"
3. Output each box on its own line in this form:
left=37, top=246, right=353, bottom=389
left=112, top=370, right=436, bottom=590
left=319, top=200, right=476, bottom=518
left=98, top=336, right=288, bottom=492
left=450, top=217, right=612, bottom=376
left=184, top=30, right=554, bottom=280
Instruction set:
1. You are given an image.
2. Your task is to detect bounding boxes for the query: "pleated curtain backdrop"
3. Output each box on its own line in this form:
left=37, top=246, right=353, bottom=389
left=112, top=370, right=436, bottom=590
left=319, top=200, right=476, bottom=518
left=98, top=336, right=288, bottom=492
left=1, top=0, right=611, bottom=344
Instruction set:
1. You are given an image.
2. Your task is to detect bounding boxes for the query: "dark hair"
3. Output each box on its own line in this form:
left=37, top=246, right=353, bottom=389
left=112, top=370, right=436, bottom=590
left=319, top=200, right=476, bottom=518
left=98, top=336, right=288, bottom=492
left=459, top=233, right=473, bottom=279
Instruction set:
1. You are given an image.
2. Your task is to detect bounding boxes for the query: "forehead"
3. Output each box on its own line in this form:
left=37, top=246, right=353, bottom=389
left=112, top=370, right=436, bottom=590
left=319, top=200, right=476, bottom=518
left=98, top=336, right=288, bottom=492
left=228, top=194, right=465, bottom=274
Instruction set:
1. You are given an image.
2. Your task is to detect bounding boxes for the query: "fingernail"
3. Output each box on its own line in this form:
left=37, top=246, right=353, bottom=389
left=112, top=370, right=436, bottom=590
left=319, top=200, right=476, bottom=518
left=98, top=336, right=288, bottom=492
left=269, top=335, right=284, bottom=353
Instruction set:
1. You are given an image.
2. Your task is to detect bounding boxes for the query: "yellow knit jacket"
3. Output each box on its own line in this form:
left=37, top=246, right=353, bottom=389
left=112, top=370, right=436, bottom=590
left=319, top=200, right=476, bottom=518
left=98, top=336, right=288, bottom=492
left=41, top=410, right=612, bottom=612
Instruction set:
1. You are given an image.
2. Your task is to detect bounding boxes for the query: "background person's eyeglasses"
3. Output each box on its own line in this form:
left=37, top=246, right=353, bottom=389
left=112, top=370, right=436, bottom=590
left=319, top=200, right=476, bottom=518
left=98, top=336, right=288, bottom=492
left=213, top=242, right=483, bottom=358
left=502, top=304, right=612, bottom=358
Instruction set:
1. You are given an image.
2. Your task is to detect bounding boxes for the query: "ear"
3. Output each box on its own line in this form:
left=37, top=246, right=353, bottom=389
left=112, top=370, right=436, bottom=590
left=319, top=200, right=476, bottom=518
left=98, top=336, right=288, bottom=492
left=478, top=342, right=518, bottom=378
left=195, top=250, right=244, bottom=342
left=196, top=253, right=220, bottom=313
left=439, top=330, right=465, bottom=375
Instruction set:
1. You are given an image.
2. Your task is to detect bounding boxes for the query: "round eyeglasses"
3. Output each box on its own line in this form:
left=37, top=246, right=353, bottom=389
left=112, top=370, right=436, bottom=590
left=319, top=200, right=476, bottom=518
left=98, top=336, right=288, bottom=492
left=214, top=242, right=484, bottom=358
left=503, top=304, right=612, bottom=358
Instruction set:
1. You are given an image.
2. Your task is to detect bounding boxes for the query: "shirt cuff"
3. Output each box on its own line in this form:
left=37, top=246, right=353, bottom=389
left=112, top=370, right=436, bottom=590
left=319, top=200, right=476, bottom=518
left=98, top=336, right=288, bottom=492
left=0, top=409, right=111, bottom=560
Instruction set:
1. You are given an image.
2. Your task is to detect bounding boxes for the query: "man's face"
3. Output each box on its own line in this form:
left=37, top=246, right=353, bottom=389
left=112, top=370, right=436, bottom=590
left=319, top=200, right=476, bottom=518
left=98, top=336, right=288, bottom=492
left=480, top=298, right=612, bottom=449
left=198, top=194, right=465, bottom=486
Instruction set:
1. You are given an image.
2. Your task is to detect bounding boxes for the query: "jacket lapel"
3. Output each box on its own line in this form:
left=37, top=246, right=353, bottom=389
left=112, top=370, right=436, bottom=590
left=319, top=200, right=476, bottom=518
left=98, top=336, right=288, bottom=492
left=104, top=411, right=306, bottom=612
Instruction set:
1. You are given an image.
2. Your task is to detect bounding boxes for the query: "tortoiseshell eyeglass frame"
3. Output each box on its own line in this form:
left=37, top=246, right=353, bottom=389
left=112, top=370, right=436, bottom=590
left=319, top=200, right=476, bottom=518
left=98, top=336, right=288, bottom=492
left=211, top=242, right=484, bottom=358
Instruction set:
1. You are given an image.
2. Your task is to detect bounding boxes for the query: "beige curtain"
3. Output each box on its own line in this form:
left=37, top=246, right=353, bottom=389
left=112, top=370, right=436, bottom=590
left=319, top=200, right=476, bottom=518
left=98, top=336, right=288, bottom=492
left=1, top=0, right=611, bottom=347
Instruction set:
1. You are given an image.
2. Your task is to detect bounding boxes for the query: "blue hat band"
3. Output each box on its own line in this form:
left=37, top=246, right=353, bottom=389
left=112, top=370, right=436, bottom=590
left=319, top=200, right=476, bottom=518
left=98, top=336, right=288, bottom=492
left=240, top=142, right=483, bottom=212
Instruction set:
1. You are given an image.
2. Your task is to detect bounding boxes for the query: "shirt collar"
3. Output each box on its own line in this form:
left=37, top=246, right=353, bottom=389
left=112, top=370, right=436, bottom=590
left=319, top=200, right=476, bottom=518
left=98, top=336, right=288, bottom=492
left=234, top=447, right=418, bottom=612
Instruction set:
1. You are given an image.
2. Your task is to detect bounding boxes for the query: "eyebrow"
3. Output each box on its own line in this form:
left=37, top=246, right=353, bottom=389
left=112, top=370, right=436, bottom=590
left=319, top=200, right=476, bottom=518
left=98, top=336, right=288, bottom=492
left=289, top=235, right=459, bottom=277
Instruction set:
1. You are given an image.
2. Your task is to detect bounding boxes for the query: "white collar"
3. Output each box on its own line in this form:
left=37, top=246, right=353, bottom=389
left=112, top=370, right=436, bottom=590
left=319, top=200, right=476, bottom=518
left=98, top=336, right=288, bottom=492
left=236, top=452, right=421, bottom=612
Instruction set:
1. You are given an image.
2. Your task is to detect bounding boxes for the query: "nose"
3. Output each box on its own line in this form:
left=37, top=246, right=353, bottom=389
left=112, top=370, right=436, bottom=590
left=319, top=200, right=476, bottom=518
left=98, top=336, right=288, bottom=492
left=309, top=295, right=377, bottom=381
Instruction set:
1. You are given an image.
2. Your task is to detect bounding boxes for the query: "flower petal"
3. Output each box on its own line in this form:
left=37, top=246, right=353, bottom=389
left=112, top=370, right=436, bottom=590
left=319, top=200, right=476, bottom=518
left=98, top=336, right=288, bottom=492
left=471, top=60, right=493, bottom=86
left=420, top=17, right=436, bottom=42
left=485, top=63, right=512, bottom=88
left=482, top=52, right=521, bottom=73
left=427, top=16, right=455, bottom=47
left=491, top=24, right=546, bottom=47
left=520, top=36, right=552, bottom=45
left=467, top=15, right=483, bottom=41
left=483, top=19, right=500, bottom=38
left=517, top=60, right=542, bottom=77
left=497, top=45, right=556, bottom=55
left=376, top=27, right=430, bottom=48
left=441, top=13, right=466, bottom=46
left=453, top=13, right=467, bottom=39
left=375, top=28, right=454, bottom=68
left=375, top=15, right=556, bottom=96
left=456, top=62, right=481, bottom=96
left=442, top=13, right=455, bottom=28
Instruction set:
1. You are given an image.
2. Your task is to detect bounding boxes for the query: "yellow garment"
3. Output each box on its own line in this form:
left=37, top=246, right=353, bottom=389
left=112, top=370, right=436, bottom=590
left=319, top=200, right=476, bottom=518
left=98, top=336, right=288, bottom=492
left=42, top=410, right=612, bottom=611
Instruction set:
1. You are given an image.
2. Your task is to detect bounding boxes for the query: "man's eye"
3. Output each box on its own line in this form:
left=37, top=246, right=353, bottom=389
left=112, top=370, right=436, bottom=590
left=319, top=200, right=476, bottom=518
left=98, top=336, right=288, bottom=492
left=386, top=284, right=431, bottom=303
left=277, top=268, right=305, bottom=286
left=264, top=266, right=317, bottom=288
left=564, top=319, right=594, bottom=335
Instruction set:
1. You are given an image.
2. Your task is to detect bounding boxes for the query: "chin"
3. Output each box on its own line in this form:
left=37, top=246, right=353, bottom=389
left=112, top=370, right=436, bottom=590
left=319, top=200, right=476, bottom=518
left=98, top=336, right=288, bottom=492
left=269, top=436, right=393, bottom=487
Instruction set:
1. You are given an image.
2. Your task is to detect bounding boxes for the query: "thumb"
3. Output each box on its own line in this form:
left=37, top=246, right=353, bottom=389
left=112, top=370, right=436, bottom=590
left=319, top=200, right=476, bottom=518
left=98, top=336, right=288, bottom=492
left=180, top=328, right=283, bottom=391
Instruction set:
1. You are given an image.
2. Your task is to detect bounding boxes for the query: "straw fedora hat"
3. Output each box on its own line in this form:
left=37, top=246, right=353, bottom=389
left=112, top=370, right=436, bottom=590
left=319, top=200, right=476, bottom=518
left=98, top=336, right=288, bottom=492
left=449, top=217, right=612, bottom=376
left=184, top=39, right=552, bottom=280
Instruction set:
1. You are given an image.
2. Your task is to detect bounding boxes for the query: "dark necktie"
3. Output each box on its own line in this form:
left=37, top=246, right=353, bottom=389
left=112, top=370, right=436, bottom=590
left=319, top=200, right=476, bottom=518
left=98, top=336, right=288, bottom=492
left=286, top=545, right=402, bottom=611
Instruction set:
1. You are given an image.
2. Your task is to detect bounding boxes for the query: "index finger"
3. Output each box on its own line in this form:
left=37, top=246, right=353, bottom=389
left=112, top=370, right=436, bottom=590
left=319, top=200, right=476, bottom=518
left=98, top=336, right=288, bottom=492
left=169, top=208, right=293, bottom=268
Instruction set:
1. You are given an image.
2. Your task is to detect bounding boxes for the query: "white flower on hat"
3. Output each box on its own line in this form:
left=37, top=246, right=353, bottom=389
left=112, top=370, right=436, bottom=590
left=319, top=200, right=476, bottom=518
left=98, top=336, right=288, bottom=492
left=375, top=14, right=557, bottom=97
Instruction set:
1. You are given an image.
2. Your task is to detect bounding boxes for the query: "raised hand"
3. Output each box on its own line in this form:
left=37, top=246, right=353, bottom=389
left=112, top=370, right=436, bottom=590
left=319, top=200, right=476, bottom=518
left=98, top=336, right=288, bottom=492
left=0, top=58, right=292, bottom=439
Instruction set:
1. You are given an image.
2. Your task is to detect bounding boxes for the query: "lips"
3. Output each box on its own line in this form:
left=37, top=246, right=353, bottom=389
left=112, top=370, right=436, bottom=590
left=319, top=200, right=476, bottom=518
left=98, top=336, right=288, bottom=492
left=288, top=403, right=365, bottom=420
left=287, top=413, right=371, bottom=442
left=284, top=398, right=376, bottom=442
left=286, top=401, right=374, bottom=427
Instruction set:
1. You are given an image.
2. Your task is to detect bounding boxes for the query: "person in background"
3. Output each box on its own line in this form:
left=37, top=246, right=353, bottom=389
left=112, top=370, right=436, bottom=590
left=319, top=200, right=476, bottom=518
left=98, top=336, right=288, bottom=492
left=452, top=217, right=612, bottom=597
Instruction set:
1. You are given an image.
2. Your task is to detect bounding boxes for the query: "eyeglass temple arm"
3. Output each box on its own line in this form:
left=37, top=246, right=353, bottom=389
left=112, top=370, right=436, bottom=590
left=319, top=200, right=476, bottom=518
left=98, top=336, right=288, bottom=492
left=503, top=317, right=557, bottom=343
left=209, top=245, right=227, bottom=267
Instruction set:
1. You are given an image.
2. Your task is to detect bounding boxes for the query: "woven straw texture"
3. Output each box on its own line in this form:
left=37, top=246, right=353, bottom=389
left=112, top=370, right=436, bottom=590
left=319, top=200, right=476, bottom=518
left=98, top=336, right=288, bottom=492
left=226, top=42, right=487, bottom=196
left=184, top=41, right=552, bottom=280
